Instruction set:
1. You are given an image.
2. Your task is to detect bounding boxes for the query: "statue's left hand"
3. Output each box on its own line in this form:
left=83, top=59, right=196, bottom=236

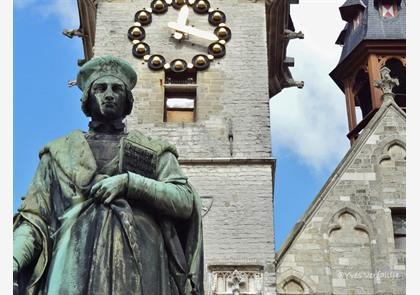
left=90, top=174, right=128, bottom=205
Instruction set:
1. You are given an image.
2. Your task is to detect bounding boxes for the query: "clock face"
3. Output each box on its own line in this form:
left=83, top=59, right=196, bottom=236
left=127, top=0, right=231, bottom=72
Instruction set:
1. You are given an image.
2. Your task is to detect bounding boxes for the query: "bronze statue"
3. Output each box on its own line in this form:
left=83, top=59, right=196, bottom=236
left=13, top=56, right=203, bottom=295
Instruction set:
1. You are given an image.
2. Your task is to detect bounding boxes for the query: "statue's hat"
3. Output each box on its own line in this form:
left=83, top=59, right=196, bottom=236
left=77, top=55, right=137, bottom=91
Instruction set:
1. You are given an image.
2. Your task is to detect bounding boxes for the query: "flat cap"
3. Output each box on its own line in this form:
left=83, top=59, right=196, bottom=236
left=77, top=55, right=137, bottom=91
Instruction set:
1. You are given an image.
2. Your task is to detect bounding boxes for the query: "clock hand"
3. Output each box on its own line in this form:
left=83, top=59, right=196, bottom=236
left=174, top=5, right=189, bottom=40
left=168, top=22, right=218, bottom=42
left=177, top=5, right=189, bottom=25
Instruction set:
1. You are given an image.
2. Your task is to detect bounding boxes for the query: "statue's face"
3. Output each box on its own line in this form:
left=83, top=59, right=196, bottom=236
left=89, top=76, right=127, bottom=121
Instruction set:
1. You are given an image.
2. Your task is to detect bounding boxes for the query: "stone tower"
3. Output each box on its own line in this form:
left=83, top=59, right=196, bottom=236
left=74, top=0, right=300, bottom=294
left=330, top=0, right=406, bottom=144
left=276, top=1, right=406, bottom=294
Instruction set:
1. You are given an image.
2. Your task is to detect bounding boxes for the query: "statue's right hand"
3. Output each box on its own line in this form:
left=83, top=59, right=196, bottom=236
left=90, top=174, right=128, bottom=205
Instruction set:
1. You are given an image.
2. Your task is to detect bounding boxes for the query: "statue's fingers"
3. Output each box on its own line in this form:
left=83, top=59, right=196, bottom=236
left=90, top=182, right=102, bottom=197
left=104, top=193, right=117, bottom=205
left=94, top=186, right=107, bottom=200
left=101, top=189, right=112, bottom=203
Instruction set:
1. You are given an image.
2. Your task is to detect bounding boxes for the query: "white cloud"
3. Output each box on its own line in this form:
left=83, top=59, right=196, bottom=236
left=40, top=0, right=80, bottom=28
left=15, top=0, right=79, bottom=28
left=270, top=1, right=350, bottom=172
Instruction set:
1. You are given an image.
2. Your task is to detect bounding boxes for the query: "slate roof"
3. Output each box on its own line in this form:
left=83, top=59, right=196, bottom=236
left=339, top=0, right=367, bottom=22
left=341, top=0, right=366, bottom=6
left=337, top=0, right=406, bottom=64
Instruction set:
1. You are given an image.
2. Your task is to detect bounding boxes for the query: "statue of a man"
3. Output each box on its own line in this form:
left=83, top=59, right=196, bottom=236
left=13, top=56, right=203, bottom=295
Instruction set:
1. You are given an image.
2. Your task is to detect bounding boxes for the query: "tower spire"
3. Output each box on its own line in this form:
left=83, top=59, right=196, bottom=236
left=330, top=0, right=406, bottom=144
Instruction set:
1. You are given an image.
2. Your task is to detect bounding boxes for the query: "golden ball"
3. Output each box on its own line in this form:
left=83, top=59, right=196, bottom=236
left=196, top=56, right=206, bottom=65
left=174, top=61, right=184, bottom=70
left=217, top=28, right=227, bottom=37
left=212, top=44, right=222, bottom=53
left=154, top=1, right=164, bottom=9
left=213, top=12, right=222, bottom=21
left=132, top=27, right=141, bottom=36
left=176, top=0, right=184, bottom=4
left=197, top=0, right=206, bottom=9
left=152, top=56, right=162, bottom=65
left=138, top=11, right=148, bottom=21
left=136, top=44, right=146, bottom=53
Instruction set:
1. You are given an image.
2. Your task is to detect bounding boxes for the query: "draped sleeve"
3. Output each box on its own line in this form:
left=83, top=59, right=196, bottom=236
left=126, top=151, right=194, bottom=219
left=13, top=153, right=56, bottom=294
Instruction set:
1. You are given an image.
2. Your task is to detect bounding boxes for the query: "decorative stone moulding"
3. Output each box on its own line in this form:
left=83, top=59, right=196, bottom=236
left=127, top=0, right=231, bottom=72
left=209, top=266, right=263, bottom=295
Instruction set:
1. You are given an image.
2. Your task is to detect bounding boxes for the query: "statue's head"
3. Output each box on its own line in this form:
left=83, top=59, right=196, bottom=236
left=77, top=56, right=137, bottom=120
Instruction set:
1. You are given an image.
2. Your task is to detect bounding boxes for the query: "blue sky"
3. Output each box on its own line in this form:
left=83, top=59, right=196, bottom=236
left=13, top=0, right=350, bottom=250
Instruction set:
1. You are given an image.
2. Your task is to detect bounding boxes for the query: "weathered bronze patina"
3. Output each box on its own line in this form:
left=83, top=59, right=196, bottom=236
left=13, top=56, right=203, bottom=295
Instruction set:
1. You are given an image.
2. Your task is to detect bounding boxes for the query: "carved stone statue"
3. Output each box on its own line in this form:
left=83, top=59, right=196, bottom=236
left=13, top=56, right=203, bottom=295
left=374, top=66, right=400, bottom=102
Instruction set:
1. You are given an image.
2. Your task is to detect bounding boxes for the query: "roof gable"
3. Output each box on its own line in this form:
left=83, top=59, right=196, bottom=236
left=276, top=98, right=405, bottom=262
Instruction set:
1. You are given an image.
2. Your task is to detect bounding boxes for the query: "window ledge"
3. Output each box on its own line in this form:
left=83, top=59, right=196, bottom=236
left=163, top=83, right=197, bottom=89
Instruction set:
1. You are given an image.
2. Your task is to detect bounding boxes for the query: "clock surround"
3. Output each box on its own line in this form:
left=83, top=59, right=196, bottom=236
left=127, top=0, right=231, bottom=72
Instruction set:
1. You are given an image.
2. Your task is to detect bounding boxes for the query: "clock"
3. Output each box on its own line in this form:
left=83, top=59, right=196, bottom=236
left=127, top=0, right=231, bottom=72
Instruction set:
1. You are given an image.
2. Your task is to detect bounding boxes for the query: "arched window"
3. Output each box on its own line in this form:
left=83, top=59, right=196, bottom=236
left=327, top=209, right=374, bottom=294
left=283, top=279, right=305, bottom=294
left=385, top=58, right=406, bottom=110
left=353, top=69, right=372, bottom=120
left=277, top=273, right=313, bottom=295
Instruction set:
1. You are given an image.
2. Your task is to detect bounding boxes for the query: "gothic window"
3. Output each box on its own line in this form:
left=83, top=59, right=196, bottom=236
left=282, top=279, right=305, bottom=294
left=391, top=208, right=406, bottom=250
left=328, top=210, right=374, bottom=294
left=277, top=271, right=314, bottom=294
left=379, top=142, right=406, bottom=168
left=164, top=70, right=197, bottom=123
left=377, top=0, right=399, bottom=18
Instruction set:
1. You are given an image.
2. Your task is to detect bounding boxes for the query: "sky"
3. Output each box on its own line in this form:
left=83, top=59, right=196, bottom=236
left=13, top=0, right=354, bottom=251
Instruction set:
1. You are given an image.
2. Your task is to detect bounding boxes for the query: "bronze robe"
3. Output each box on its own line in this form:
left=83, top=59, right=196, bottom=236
left=13, top=130, right=203, bottom=295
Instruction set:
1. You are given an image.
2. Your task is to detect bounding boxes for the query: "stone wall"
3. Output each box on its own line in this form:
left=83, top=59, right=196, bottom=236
left=276, top=103, right=406, bottom=294
left=94, top=0, right=272, bottom=159
left=94, top=1, right=276, bottom=293
left=182, top=163, right=276, bottom=294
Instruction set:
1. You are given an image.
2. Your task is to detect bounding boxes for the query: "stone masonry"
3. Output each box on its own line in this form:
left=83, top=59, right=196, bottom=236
left=276, top=100, right=406, bottom=294
left=93, top=0, right=276, bottom=294
left=94, top=0, right=271, bottom=159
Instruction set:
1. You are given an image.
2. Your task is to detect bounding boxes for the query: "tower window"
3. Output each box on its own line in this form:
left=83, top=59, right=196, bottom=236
left=378, top=0, right=398, bottom=18
left=164, top=70, right=197, bottom=123
left=384, top=58, right=406, bottom=110
left=353, top=69, right=372, bottom=120
left=391, top=208, right=406, bottom=250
